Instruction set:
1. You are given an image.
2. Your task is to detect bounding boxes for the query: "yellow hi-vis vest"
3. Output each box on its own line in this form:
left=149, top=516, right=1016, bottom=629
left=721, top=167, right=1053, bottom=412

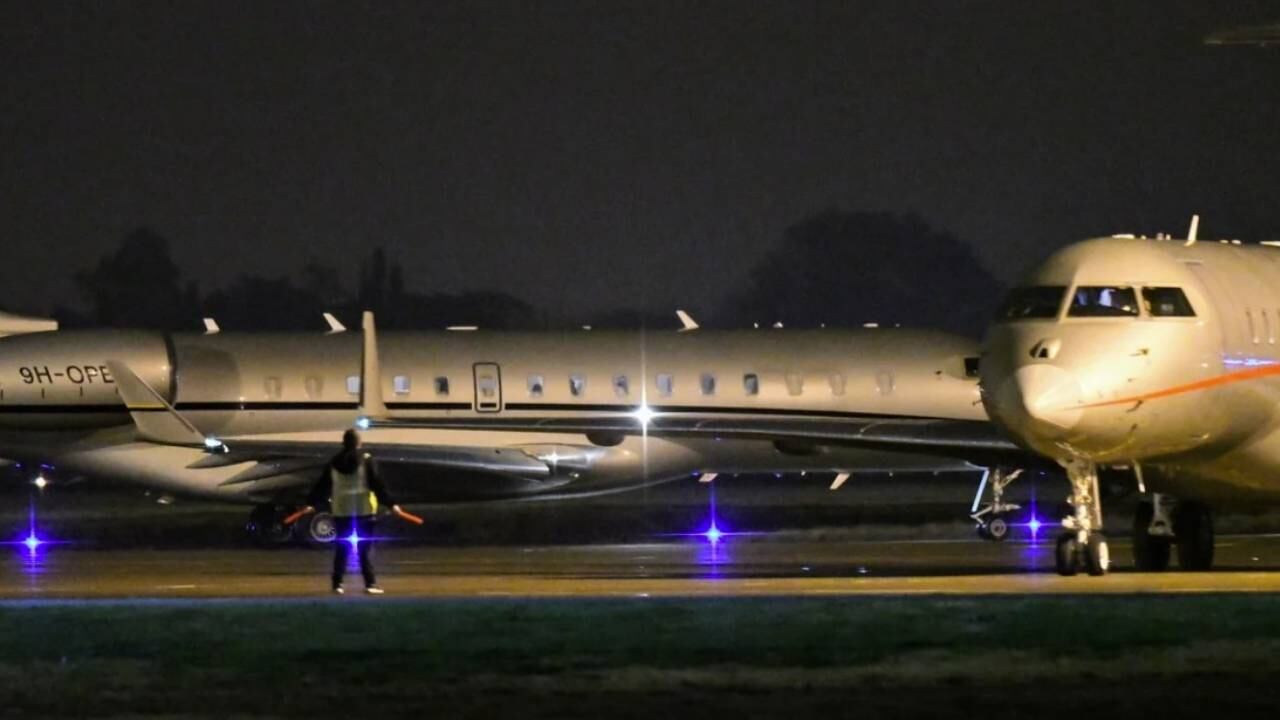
left=330, top=457, right=378, bottom=518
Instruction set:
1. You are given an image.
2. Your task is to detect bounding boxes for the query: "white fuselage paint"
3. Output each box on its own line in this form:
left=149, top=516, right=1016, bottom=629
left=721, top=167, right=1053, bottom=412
left=0, top=328, right=984, bottom=504
left=982, top=237, right=1280, bottom=505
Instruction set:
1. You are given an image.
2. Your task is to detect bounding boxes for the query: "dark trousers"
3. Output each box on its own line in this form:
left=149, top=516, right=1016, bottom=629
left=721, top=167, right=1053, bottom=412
left=332, top=515, right=377, bottom=588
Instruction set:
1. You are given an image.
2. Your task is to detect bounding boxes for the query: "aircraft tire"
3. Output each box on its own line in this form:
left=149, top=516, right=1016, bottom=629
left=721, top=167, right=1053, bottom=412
left=1175, top=502, right=1214, bottom=571
left=986, top=516, right=1009, bottom=541
left=1132, top=502, right=1171, bottom=572
left=1055, top=532, right=1080, bottom=577
left=295, top=511, right=337, bottom=549
left=1083, top=534, right=1110, bottom=576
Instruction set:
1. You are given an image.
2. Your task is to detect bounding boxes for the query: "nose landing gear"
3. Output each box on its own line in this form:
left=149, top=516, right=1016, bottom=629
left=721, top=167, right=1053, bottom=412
left=1056, top=460, right=1109, bottom=576
left=971, top=468, right=1023, bottom=542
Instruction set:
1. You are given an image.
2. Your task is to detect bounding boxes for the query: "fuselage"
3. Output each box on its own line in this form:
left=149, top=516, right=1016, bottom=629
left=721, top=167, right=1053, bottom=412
left=0, top=327, right=985, bottom=503
left=982, top=236, right=1280, bottom=503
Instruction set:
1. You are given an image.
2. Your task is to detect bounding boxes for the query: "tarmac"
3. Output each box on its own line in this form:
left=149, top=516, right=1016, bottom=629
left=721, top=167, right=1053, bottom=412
left=8, top=533, right=1280, bottom=599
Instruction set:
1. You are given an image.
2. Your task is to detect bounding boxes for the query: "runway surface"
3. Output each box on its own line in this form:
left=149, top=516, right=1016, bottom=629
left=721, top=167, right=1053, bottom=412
left=8, top=533, right=1280, bottom=599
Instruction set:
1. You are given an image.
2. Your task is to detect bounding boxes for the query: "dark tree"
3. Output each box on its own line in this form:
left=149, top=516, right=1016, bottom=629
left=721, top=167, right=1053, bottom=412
left=720, top=210, right=1002, bottom=337
left=73, top=227, right=200, bottom=329
left=203, top=275, right=328, bottom=331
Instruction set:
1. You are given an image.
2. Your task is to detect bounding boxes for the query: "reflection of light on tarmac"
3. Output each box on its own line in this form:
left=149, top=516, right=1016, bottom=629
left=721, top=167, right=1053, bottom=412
left=657, top=484, right=766, bottom=573
left=2, top=500, right=64, bottom=576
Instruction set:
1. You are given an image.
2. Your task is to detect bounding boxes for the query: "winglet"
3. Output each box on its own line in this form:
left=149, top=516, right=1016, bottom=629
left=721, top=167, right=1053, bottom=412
left=359, top=311, right=387, bottom=421
left=106, top=360, right=217, bottom=448
left=323, top=312, right=346, bottom=334
left=202, top=318, right=221, bottom=335
left=1185, top=214, right=1200, bottom=247
left=676, top=309, right=700, bottom=332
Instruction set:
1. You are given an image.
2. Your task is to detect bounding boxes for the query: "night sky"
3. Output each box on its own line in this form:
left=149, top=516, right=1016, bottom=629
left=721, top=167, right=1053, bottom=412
left=3, top=1, right=1278, bottom=320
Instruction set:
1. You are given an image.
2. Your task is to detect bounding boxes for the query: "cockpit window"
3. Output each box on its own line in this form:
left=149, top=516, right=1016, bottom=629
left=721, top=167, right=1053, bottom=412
left=1142, top=287, right=1196, bottom=317
left=997, top=286, right=1066, bottom=321
left=1068, top=286, right=1139, bottom=318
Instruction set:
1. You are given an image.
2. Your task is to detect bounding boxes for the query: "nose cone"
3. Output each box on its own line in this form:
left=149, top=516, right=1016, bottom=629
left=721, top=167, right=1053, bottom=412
left=992, top=364, right=1084, bottom=439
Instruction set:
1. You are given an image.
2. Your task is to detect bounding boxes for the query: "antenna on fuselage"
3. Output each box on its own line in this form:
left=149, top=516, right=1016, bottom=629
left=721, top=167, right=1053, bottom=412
left=202, top=318, right=220, bottom=335
left=1184, top=214, right=1201, bottom=247
left=323, top=312, right=347, bottom=334
left=676, top=309, right=699, bottom=332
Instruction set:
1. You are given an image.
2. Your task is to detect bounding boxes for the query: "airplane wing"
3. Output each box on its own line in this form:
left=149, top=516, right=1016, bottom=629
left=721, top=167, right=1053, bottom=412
left=366, top=412, right=1028, bottom=467
left=189, top=440, right=554, bottom=487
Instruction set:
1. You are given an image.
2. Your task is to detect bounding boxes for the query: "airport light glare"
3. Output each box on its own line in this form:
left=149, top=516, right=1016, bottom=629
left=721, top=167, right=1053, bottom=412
left=633, top=404, right=656, bottom=427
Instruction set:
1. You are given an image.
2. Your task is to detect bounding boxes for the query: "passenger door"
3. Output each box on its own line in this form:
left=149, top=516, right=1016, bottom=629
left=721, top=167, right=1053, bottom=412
left=473, top=362, right=503, bottom=413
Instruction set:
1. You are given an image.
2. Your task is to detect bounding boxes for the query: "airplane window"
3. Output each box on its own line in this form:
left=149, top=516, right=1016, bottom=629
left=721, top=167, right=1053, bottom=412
left=613, top=375, right=630, bottom=398
left=743, top=373, right=760, bottom=396
left=876, top=370, right=895, bottom=396
left=785, top=372, right=804, bottom=397
left=264, top=377, right=283, bottom=400
left=570, top=374, right=586, bottom=397
left=528, top=374, right=544, bottom=398
left=305, top=376, right=324, bottom=400
left=346, top=376, right=361, bottom=396
left=829, top=372, right=846, bottom=396
left=700, top=373, right=716, bottom=396
left=1141, top=287, right=1196, bottom=317
left=434, top=376, right=450, bottom=396
left=393, top=376, right=411, bottom=395
left=656, top=373, right=674, bottom=397
left=997, top=286, right=1066, bottom=321
left=1068, top=286, right=1139, bottom=318
left=964, top=357, right=980, bottom=378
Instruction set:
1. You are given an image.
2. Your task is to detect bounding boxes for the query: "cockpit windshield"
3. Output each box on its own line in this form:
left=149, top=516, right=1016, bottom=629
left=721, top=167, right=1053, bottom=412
left=997, top=286, right=1066, bottom=321
left=1142, top=287, right=1196, bottom=317
left=1068, top=286, right=1139, bottom=318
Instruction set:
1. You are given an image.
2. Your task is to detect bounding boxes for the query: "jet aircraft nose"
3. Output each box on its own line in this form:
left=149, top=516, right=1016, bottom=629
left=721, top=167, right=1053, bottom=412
left=993, top=363, right=1084, bottom=439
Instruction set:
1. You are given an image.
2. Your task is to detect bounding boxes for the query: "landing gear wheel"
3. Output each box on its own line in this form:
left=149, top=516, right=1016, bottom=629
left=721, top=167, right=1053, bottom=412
left=1174, top=502, right=1214, bottom=571
left=1083, top=534, right=1110, bottom=576
left=986, top=516, right=1010, bottom=542
left=1055, top=532, right=1080, bottom=577
left=295, top=511, right=337, bottom=549
left=247, top=504, right=293, bottom=547
left=1132, top=502, right=1171, bottom=572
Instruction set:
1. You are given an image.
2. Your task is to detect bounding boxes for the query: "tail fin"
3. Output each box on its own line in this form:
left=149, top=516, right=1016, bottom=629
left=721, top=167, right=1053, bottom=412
left=0, top=311, right=57, bottom=338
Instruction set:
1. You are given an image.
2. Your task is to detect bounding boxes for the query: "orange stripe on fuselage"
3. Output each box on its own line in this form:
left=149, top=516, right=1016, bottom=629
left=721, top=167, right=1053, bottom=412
left=1079, top=362, right=1280, bottom=409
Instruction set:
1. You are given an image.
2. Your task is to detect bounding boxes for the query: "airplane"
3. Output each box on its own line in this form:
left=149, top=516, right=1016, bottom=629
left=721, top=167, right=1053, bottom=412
left=0, top=310, right=1009, bottom=546
left=1205, top=22, right=1280, bottom=47
left=980, top=218, right=1280, bottom=575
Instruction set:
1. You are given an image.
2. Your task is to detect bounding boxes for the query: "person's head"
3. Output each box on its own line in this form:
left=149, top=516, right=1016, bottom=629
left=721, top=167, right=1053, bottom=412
left=342, top=428, right=361, bottom=452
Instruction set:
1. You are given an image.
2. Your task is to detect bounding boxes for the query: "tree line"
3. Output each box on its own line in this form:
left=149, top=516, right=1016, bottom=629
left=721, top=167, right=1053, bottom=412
left=51, top=210, right=1002, bottom=337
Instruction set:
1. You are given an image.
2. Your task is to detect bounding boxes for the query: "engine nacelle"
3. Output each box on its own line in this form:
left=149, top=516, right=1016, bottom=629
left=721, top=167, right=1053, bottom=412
left=0, top=330, right=173, bottom=429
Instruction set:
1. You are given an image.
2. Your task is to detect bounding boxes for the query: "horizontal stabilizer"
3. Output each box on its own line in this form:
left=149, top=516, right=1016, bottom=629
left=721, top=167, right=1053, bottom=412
left=106, top=360, right=208, bottom=447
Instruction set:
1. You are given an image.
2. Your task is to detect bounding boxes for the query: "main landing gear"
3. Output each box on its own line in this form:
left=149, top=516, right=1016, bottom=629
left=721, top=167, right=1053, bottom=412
left=971, top=468, right=1023, bottom=542
left=1055, top=460, right=1109, bottom=576
left=247, top=504, right=338, bottom=548
left=1133, top=493, right=1213, bottom=571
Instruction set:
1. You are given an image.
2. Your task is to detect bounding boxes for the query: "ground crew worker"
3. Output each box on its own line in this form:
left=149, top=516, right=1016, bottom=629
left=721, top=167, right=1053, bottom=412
left=301, top=428, right=401, bottom=595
